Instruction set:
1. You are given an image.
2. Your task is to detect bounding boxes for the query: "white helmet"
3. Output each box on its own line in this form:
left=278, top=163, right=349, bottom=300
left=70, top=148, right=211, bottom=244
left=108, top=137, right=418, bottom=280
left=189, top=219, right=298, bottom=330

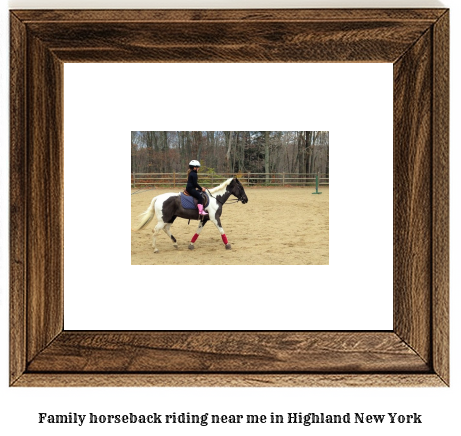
left=189, top=160, right=201, bottom=167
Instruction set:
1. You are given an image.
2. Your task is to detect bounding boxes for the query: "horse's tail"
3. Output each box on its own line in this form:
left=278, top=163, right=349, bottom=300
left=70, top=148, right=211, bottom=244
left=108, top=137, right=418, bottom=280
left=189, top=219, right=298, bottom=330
left=133, top=196, right=157, bottom=231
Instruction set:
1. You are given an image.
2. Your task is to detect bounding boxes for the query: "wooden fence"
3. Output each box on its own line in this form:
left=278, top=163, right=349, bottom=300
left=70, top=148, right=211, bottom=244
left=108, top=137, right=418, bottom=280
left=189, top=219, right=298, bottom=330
left=131, top=172, right=329, bottom=188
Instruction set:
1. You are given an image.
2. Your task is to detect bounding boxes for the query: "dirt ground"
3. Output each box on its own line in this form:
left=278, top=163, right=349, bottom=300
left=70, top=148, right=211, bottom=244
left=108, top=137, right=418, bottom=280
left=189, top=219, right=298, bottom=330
left=131, top=186, right=329, bottom=265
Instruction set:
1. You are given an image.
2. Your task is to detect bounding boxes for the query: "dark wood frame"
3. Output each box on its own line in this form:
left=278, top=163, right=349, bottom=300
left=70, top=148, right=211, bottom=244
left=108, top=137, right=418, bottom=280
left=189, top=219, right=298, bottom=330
left=10, top=9, right=449, bottom=387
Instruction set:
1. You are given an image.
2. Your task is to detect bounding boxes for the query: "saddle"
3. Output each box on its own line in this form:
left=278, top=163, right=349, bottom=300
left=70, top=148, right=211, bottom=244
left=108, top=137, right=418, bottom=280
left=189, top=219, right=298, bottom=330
left=180, top=190, right=210, bottom=210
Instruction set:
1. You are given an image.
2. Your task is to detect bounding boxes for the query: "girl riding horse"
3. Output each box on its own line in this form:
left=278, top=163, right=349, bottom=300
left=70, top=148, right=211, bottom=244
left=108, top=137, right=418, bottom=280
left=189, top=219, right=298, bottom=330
left=186, top=160, right=208, bottom=216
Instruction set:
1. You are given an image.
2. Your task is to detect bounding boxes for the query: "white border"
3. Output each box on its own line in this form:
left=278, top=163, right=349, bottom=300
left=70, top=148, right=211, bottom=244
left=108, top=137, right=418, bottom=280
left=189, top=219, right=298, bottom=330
left=64, top=63, right=393, bottom=330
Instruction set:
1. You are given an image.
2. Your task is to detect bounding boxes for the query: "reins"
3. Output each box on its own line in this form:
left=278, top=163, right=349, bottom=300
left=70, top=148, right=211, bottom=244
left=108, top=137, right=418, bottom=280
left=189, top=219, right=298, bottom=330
left=206, top=188, right=242, bottom=205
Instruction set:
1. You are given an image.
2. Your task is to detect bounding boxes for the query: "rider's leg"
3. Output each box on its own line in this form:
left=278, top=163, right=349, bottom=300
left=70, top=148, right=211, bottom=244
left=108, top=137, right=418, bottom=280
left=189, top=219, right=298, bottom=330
left=190, top=190, right=208, bottom=215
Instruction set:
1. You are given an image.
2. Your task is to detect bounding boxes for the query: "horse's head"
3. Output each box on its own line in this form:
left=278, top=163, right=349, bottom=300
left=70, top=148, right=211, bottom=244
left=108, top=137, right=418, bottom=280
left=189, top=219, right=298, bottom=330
left=231, top=177, right=248, bottom=204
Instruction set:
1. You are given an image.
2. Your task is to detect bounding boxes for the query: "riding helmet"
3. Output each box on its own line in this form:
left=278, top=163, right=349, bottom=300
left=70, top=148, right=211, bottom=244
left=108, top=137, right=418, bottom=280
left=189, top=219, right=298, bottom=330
left=189, top=160, right=201, bottom=169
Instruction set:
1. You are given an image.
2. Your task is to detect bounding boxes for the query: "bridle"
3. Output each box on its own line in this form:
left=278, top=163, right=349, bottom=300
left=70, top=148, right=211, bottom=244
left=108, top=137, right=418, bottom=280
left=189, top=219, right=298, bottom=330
left=206, top=187, right=245, bottom=205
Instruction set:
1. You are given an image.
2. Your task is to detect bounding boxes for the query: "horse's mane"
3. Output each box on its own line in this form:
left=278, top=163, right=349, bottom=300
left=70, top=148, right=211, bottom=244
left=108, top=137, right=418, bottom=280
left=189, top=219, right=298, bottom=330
left=209, top=177, right=233, bottom=195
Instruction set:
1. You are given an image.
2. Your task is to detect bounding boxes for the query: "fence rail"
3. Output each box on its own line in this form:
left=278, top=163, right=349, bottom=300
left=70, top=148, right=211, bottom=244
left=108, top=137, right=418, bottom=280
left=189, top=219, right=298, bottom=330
left=131, top=172, right=329, bottom=188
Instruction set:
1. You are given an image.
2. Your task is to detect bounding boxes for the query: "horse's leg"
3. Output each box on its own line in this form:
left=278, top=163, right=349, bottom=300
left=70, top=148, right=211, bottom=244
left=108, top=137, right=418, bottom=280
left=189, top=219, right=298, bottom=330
left=152, top=222, right=166, bottom=253
left=152, top=196, right=177, bottom=253
left=209, top=214, right=231, bottom=250
left=188, top=219, right=208, bottom=250
left=163, top=223, right=178, bottom=249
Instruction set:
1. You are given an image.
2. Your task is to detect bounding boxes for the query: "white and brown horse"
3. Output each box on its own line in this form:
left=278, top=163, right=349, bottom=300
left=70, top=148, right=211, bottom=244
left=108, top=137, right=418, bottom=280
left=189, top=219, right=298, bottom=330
left=134, top=177, right=248, bottom=252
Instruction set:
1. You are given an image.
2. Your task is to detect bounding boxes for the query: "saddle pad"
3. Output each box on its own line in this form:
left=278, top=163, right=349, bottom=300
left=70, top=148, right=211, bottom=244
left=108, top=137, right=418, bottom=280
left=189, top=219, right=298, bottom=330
left=180, top=191, right=210, bottom=210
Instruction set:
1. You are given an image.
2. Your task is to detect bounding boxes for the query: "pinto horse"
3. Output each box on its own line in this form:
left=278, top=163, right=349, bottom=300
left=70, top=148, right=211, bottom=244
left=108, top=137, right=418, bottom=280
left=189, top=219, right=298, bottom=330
left=134, top=176, right=248, bottom=252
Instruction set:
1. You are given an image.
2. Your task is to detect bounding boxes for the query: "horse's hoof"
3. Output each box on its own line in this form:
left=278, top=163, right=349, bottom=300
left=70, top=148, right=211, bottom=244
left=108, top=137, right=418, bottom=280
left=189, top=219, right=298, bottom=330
left=173, top=244, right=178, bottom=249
left=154, top=248, right=159, bottom=253
left=225, top=244, right=232, bottom=250
left=188, top=244, right=194, bottom=250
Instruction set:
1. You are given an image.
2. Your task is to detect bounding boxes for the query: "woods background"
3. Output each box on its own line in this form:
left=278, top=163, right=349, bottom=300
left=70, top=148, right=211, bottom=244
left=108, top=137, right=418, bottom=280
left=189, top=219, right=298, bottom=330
left=131, top=131, right=329, bottom=180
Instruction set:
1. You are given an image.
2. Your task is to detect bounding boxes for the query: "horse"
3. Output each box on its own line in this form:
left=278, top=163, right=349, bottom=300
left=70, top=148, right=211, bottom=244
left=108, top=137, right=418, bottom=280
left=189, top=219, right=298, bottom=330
left=133, top=176, right=248, bottom=253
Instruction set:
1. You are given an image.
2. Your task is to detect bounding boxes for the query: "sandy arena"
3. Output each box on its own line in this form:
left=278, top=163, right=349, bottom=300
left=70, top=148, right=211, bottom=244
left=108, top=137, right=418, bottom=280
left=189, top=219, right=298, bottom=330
left=131, top=186, right=329, bottom=265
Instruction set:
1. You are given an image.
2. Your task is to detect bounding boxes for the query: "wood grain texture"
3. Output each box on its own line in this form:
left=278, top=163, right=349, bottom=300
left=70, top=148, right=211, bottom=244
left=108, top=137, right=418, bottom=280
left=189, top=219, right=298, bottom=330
left=27, top=332, right=429, bottom=373
left=12, top=9, right=447, bottom=22
left=13, top=374, right=446, bottom=388
left=393, top=29, right=433, bottom=364
left=432, top=11, right=449, bottom=385
left=26, top=34, right=64, bottom=362
left=9, top=13, right=27, bottom=384
left=26, top=20, right=433, bottom=63
left=9, top=9, right=449, bottom=387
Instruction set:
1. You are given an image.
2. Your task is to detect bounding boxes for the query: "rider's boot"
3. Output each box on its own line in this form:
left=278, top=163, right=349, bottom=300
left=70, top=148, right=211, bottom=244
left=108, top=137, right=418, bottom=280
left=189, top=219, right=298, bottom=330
left=197, top=204, right=208, bottom=216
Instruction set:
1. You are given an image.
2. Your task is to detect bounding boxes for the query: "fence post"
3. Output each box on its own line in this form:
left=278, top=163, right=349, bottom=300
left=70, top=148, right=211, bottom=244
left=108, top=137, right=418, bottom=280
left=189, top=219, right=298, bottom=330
left=312, top=172, right=322, bottom=194
left=282, top=172, right=285, bottom=187
left=173, top=172, right=176, bottom=188
left=133, top=173, right=136, bottom=189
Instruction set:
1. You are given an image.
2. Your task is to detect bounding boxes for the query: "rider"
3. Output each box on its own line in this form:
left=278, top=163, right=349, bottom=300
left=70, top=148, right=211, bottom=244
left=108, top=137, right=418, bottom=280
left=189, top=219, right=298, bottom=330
left=186, top=160, right=208, bottom=216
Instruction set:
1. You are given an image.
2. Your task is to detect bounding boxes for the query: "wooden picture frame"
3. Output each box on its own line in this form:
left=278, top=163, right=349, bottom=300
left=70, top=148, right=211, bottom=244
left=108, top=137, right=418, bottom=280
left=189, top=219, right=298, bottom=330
left=10, top=9, right=449, bottom=387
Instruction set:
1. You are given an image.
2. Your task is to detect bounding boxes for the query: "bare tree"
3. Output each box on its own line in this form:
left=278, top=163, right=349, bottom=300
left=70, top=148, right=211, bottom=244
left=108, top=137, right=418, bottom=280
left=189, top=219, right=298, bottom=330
left=131, top=131, right=329, bottom=177
left=225, top=131, right=234, bottom=172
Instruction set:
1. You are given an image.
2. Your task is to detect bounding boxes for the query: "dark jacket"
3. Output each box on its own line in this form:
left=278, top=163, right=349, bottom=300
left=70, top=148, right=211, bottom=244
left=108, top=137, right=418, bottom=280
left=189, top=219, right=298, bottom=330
left=186, top=170, right=202, bottom=192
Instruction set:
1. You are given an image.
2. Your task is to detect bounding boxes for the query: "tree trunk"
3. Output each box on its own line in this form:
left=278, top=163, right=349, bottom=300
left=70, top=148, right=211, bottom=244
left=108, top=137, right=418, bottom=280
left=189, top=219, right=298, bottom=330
left=265, top=131, right=270, bottom=183
left=177, top=131, right=185, bottom=171
left=185, top=131, right=192, bottom=161
left=232, top=132, right=240, bottom=172
left=162, top=131, right=168, bottom=173
left=305, top=131, right=313, bottom=175
left=297, top=131, right=304, bottom=176
left=208, top=131, right=216, bottom=170
left=193, top=131, right=202, bottom=160
left=226, top=131, right=234, bottom=172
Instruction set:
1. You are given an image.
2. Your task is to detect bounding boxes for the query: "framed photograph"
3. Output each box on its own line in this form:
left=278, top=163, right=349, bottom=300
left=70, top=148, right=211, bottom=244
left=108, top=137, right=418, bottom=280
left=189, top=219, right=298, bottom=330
left=10, top=9, right=449, bottom=387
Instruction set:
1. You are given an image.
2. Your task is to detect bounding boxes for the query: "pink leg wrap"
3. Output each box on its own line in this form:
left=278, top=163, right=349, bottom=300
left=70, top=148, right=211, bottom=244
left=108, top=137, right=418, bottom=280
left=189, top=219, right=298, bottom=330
left=191, top=233, right=199, bottom=243
left=221, top=234, right=228, bottom=244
